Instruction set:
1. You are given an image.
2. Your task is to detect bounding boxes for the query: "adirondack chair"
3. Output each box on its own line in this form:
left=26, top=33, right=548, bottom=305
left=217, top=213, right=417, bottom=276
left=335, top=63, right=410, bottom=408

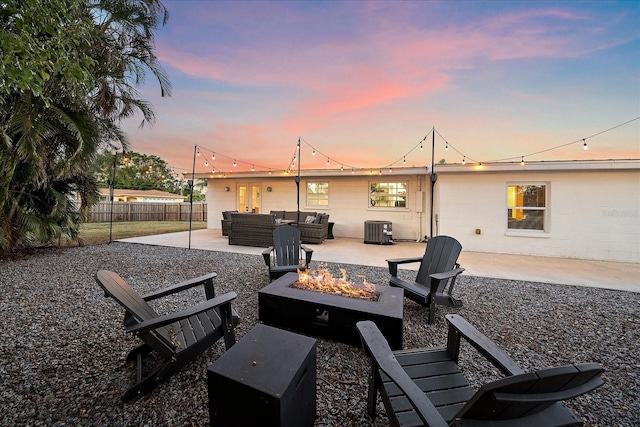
left=357, top=316, right=605, bottom=427
left=95, top=270, right=239, bottom=402
left=387, top=235, right=464, bottom=324
left=262, top=225, right=313, bottom=280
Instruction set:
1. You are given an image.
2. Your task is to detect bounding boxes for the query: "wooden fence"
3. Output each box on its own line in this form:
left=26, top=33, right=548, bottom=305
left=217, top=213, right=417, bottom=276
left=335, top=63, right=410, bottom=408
left=87, top=202, right=207, bottom=222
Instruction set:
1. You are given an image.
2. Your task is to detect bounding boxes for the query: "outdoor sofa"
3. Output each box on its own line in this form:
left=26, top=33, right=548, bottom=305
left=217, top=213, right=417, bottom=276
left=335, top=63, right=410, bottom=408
left=270, top=211, right=330, bottom=244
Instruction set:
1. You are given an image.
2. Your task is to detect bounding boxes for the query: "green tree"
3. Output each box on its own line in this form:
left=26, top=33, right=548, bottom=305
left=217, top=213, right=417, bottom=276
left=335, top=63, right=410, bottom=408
left=94, top=150, right=181, bottom=193
left=0, top=0, right=170, bottom=255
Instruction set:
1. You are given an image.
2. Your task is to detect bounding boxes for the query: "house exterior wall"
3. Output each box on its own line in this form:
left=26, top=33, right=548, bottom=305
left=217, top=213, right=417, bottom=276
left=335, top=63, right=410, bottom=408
left=435, top=168, right=640, bottom=263
left=203, top=161, right=639, bottom=263
left=206, top=174, right=430, bottom=240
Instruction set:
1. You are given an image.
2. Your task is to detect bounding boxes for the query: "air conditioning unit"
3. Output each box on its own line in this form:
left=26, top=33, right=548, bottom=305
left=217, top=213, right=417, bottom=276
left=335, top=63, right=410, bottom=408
left=364, top=221, right=393, bottom=245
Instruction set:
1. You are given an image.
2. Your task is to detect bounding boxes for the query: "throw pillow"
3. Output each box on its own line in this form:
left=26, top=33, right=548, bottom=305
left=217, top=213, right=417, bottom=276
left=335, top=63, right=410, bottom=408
left=305, top=215, right=315, bottom=223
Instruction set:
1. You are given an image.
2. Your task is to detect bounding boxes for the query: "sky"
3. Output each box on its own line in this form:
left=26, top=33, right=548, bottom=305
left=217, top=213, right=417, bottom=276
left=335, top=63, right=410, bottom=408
left=121, top=0, right=640, bottom=176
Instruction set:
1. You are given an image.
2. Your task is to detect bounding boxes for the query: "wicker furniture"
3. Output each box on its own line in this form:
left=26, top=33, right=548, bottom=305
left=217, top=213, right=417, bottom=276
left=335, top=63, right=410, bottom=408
left=228, top=213, right=284, bottom=247
left=270, top=211, right=330, bottom=244
left=221, top=210, right=237, bottom=237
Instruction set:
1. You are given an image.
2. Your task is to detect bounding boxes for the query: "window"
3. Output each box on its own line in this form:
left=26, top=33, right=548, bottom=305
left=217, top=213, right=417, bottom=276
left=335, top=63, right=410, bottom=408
left=370, top=182, right=407, bottom=208
left=306, top=182, right=329, bottom=207
left=507, top=184, right=546, bottom=231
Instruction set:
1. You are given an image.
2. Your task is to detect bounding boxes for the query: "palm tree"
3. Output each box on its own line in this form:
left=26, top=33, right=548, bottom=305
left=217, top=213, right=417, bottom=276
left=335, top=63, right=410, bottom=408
left=0, top=0, right=171, bottom=255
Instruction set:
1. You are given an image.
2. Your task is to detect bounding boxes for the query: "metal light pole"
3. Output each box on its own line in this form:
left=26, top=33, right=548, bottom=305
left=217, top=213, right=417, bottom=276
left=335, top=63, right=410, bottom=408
left=430, top=127, right=437, bottom=239
left=108, top=150, right=118, bottom=244
left=296, top=138, right=302, bottom=224
left=188, top=145, right=197, bottom=250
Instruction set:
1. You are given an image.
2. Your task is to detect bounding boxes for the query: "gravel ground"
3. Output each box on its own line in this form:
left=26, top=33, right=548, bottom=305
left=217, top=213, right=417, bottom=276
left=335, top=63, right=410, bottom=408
left=1, top=242, right=638, bottom=426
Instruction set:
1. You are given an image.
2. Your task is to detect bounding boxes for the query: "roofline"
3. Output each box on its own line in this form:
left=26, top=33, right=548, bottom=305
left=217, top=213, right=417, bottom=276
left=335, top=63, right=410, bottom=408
left=430, top=158, right=640, bottom=173
left=190, top=159, right=640, bottom=179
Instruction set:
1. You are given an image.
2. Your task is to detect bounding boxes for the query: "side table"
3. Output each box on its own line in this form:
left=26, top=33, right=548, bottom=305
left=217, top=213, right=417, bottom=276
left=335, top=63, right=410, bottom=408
left=208, top=324, right=317, bottom=427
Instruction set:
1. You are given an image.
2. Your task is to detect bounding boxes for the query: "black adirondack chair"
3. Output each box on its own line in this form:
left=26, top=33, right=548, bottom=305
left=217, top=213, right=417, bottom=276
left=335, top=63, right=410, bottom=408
left=357, top=316, right=605, bottom=427
left=95, top=270, right=239, bottom=402
left=262, top=225, right=313, bottom=280
left=387, top=235, right=464, bottom=324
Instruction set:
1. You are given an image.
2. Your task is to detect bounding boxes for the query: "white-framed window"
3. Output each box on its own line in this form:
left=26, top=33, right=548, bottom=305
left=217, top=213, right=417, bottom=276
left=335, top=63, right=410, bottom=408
left=306, top=181, right=329, bottom=207
left=507, top=183, right=547, bottom=231
left=370, top=182, right=407, bottom=208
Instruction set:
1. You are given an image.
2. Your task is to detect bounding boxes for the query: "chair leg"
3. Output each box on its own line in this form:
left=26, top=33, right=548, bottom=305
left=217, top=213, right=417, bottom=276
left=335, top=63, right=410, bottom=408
left=366, top=358, right=380, bottom=420
left=428, top=298, right=436, bottom=324
left=122, top=359, right=173, bottom=403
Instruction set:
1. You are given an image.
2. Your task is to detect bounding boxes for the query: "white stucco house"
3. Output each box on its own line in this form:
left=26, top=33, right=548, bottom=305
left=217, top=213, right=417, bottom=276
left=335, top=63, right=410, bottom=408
left=193, top=159, right=640, bottom=264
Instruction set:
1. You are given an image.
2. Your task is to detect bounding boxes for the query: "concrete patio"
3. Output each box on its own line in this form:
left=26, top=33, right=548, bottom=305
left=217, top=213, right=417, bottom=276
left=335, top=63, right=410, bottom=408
left=118, top=229, right=639, bottom=293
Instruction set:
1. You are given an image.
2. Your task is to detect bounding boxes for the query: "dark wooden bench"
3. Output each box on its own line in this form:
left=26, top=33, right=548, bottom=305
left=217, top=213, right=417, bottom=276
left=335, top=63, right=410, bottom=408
left=357, top=315, right=604, bottom=426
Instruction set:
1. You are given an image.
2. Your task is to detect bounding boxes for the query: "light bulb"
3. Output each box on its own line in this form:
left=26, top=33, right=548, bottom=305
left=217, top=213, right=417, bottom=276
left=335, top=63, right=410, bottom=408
left=312, top=149, right=316, bottom=156
left=340, top=164, right=344, bottom=171
left=251, top=165, right=255, bottom=172
left=212, top=152, right=215, bottom=160
left=196, top=148, right=200, bottom=156
left=420, top=143, right=423, bottom=151
left=521, top=157, right=525, bottom=166
left=462, top=156, right=466, bottom=165
left=326, top=158, right=330, bottom=166
left=583, top=139, right=588, bottom=150
left=445, top=144, right=448, bottom=151
left=403, top=157, right=406, bottom=164
left=204, top=160, right=209, bottom=166
left=233, top=160, right=237, bottom=167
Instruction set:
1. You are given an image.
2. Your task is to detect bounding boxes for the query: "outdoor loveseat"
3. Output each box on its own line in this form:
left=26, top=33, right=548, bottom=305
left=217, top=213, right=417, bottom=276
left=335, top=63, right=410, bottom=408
left=228, top=213, right=284, bottom=247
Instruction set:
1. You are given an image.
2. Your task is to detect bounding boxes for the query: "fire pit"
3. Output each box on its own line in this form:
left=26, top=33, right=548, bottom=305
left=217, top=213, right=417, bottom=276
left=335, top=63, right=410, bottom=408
left=258, top=271, right=404, bottom=349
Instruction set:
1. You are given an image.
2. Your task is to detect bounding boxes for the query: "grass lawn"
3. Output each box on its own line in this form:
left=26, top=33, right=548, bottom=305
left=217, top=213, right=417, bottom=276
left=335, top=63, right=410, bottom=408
left=73, top=221, right=208, bottom=246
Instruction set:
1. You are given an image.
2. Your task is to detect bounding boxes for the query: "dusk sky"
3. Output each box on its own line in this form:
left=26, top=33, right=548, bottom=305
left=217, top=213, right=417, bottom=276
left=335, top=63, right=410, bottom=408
left=121, top=1, right=640, bottom=176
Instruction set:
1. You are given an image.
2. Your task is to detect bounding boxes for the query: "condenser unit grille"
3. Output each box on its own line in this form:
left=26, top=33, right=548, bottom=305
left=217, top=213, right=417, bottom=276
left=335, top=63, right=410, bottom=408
left=364, top=221, right=393, bottom=244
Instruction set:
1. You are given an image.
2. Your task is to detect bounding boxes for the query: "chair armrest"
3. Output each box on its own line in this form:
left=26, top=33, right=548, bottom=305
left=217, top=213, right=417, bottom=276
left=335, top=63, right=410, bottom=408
left=445, top=314, right=525, bottom=376
left=126, top=292, right=237, bottom=334
left=262, top=247, right=273, bottom=266
left=357, top=321, right=448, bottom=427
left=430, top=267, right=465, bottom=281
left=142, top=272, right=218, bottom=301
left=386, top=257, right=424, bottom=276
left=301, top=245, right=314, bottom=266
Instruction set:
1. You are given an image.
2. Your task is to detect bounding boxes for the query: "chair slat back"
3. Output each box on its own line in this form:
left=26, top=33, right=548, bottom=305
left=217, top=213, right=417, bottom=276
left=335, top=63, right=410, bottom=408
left=415, top=236, right=462, bottom=285
left=273, top=226, right=302, bottom=266
left=457, top=363, right=605, bottom=421
left=96, top=270, right=176, bottom=356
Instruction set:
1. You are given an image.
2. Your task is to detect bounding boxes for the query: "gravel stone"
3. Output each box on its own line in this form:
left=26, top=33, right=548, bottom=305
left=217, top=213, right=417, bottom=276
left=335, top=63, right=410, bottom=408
left=0, top=243, right=638, bottom=426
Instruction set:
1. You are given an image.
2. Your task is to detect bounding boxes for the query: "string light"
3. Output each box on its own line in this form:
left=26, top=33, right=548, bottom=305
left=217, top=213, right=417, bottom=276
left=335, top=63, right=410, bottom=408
left=251, top=164, right=255, bottom=172
left=191, top=118, right=636, bottom=176
left=204, top=160, right=209, bottom=166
